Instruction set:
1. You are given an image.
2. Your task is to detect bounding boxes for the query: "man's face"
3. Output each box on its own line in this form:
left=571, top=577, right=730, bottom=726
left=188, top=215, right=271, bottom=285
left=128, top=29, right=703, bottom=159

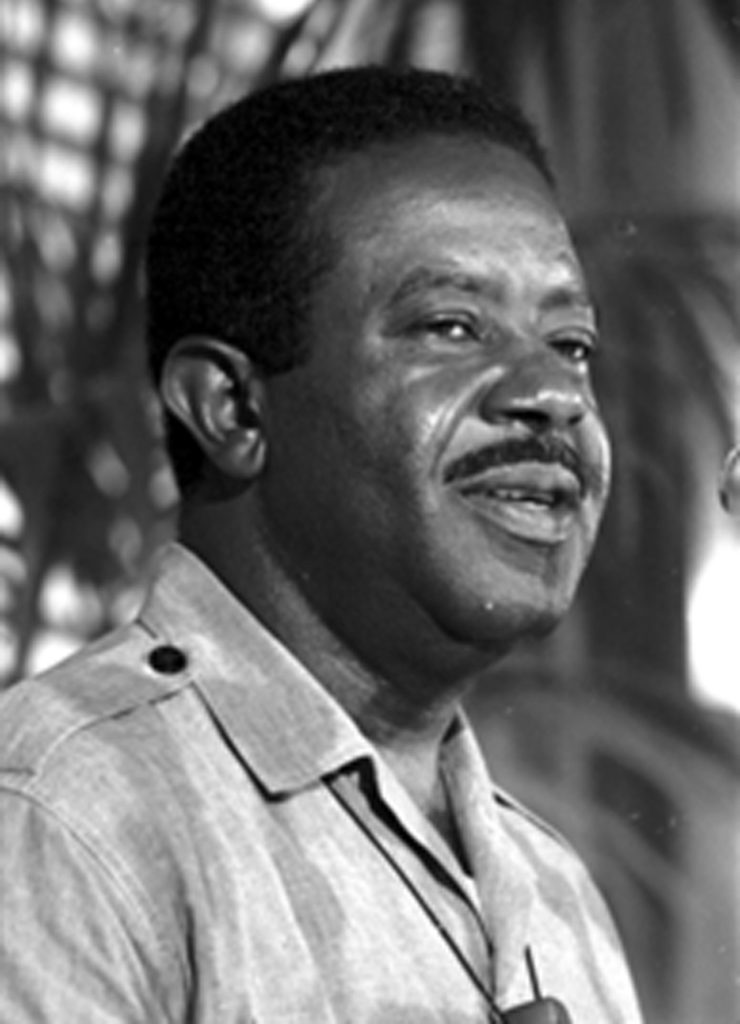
left=257, top=135, right=611, bottom=677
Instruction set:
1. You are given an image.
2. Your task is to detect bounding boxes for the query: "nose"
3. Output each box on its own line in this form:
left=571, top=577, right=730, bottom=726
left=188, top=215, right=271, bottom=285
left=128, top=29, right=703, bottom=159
left=479, top=355, right=589, bottom=433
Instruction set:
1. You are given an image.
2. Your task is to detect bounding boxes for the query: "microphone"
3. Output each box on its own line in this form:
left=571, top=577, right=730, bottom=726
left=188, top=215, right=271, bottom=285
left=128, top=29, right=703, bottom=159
left=500, top=949, right=573, bottom=1023
left=503, top=997, right=571, bottom=1022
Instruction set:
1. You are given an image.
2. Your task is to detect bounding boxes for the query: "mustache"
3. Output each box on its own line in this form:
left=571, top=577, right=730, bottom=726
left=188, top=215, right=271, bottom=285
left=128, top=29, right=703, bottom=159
left=443, top=434, right=594, bottom=494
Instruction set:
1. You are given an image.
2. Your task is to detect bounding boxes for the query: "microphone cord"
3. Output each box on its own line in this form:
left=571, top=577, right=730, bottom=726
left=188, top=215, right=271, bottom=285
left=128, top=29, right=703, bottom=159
left=326, top=776, right=507, bottom=1024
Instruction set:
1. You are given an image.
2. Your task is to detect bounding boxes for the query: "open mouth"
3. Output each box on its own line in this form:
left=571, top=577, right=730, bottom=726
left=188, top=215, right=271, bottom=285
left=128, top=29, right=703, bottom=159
left=452, top=463, right=583, bottom=544
left=461, top=484, right=577, bottom=509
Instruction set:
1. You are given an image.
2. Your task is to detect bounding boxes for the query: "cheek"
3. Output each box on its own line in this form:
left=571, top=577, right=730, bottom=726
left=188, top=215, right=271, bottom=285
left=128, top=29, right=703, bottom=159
left=370, top=362, right=462, bottom=470
left=588, top=419, right=613, bottom=522
left=600, top=430, right=613, bottom=499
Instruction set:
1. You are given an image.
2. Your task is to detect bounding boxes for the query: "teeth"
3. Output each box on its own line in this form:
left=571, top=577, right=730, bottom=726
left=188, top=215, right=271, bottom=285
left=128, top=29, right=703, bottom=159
left=479, top=488, right=556, bottom=507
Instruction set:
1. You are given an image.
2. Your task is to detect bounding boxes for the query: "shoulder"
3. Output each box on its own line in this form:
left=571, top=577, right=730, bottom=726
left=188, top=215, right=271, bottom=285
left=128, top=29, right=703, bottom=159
left=491, top=785, right=643, bottom=1021
left=0, top=629, right=196, bottom=1013
left=0, top=621, right=201, bottom=871
left=0, top=622, right=191, bottom=779
left=492, top=783, right=604, bottom=897
left=492, top=783, right=628, bottom=941
left=0, top=625, right=204, bottom=942
left=0, top=622, right=199, bottom=878
left=493, top=784, right=573, bottom=848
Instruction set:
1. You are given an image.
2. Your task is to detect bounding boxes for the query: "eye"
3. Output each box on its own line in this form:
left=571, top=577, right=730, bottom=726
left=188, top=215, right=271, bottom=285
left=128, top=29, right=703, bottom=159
left=549, top=332, right=597, bottom=366
left=419, top=315, right=480, bottom=344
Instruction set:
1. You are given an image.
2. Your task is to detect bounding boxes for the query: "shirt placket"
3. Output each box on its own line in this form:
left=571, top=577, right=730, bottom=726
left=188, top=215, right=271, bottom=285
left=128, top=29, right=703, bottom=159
left=325, top=759, right=498, bottom=1018
left=440, top=725, right=536, bottom=1006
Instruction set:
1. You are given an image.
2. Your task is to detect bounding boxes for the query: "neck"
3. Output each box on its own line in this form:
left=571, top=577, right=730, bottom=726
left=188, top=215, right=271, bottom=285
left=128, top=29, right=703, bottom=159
left=376, top=731, right=468, bottom=865
left=179, top=494, right=483, bottom=819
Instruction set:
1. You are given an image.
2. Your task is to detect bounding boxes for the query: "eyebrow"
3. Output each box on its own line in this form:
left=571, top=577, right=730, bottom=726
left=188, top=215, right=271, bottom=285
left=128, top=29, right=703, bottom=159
left=539, top=285, right=597, bottom=319
left=387, top=267, right=504, bottom=307
left=386, top=266, right=597, bottom=319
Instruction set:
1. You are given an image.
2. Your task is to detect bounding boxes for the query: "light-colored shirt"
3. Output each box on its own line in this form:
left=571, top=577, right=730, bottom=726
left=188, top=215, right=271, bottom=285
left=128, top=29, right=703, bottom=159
left=0, top=544, right=643, bottom=1023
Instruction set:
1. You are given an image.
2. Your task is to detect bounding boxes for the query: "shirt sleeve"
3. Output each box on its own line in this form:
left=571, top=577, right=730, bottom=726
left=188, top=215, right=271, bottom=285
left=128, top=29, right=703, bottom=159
left=0, top=786, right=187, bottom=1024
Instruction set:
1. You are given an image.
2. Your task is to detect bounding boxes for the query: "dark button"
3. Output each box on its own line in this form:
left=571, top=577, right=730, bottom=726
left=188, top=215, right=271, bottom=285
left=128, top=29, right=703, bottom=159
left=148, top=644, right=187, bottom=674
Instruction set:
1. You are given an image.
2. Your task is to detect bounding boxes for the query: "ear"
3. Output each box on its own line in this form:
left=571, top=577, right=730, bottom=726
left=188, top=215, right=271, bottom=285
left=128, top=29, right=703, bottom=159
left=160, top=336, right=267, bottom=482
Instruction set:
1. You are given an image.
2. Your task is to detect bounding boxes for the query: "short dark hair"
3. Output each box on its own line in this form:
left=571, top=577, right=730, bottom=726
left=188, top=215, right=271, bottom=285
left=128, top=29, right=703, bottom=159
left=145, top=65, right=554, bottom=494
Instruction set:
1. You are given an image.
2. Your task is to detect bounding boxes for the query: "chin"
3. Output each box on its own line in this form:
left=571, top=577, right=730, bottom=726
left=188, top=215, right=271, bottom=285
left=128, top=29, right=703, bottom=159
left=488, top=601, right=567, bottom=647
left=409, top=531, right=590, bottom=658
left=430, top=589, right=570, bottom=661
left=453, top=567, right=581, bottom=651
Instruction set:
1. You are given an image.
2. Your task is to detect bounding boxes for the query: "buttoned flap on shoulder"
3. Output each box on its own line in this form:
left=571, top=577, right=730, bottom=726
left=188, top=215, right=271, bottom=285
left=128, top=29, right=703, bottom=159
left=0, top=622, right=192, bottom=777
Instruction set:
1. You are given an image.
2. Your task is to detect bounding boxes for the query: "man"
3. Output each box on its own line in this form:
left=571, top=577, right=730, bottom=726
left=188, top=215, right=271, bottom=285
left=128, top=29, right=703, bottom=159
left=0, top=67, right=641, bottom=1022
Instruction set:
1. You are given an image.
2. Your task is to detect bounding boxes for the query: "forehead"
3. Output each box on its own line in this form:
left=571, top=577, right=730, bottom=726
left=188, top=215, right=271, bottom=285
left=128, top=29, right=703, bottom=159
left=312, top=135, right=585, bottom=302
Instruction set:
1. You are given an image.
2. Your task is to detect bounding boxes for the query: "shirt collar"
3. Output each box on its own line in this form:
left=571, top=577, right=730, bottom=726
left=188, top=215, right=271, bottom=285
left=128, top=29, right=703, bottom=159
left=138, top=543, right=537, bottom=961
left=137, top=544, right=528, bottom=898
left=138, top=542, right=373, bottom=795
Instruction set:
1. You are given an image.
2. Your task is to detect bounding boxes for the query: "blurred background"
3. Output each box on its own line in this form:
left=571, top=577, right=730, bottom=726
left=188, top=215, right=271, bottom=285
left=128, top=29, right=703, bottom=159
left=1, top=0, right=739, bottom=1019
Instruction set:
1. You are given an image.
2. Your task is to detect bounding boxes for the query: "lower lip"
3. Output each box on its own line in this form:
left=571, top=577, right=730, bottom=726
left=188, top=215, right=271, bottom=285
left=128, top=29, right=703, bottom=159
left=456, top=491, right=579, bottom=546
